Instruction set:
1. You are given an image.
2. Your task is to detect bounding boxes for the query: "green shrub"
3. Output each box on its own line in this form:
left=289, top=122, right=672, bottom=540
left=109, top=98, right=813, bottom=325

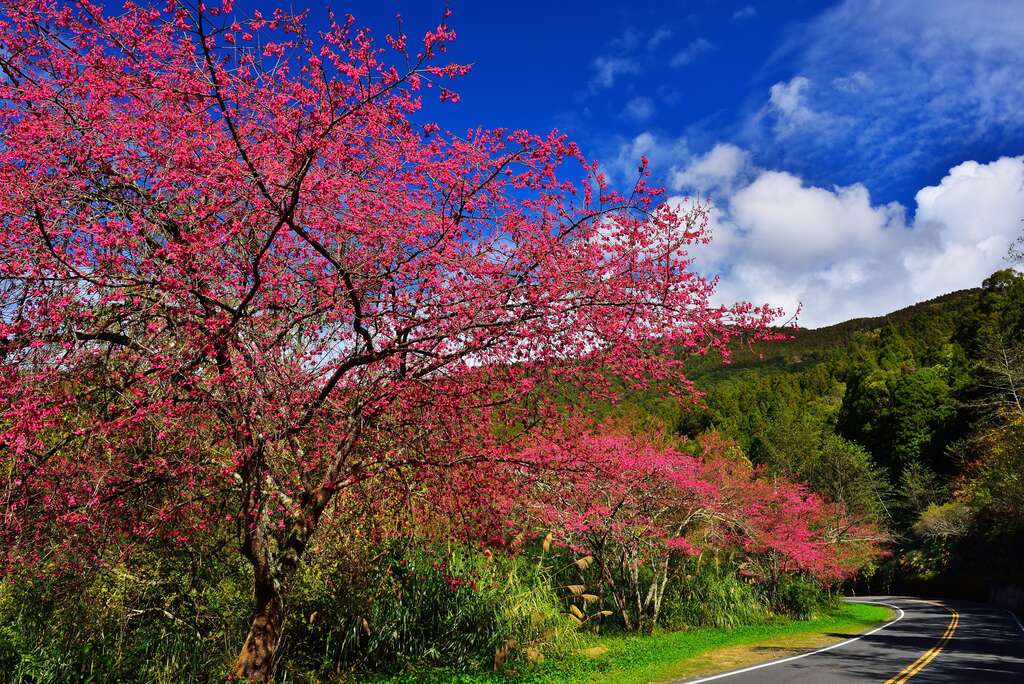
left=659, top=558, right=769, bottom=630
left=0, top=551, right=250, bottom=683
left=766, top=576, right=836, bottom=620
left=285, top=545, right=504, bottom=674
left=280, top=543, right=580, bottom=678
left=0, top=538, right=583, bottom=682
left=0, top=538, right=839, bottom=682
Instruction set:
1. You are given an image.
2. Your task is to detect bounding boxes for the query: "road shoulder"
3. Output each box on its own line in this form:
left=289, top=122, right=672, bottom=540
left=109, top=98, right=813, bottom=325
left=659, top=601, right=896, bottom=684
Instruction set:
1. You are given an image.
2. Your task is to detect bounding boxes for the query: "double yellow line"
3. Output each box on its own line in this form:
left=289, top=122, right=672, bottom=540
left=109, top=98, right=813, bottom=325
left=884, top=602, right=959, bottom=683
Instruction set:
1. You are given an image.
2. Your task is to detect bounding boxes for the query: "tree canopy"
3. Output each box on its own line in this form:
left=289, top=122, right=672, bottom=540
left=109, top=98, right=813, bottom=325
left=0, top=1, right=782, bottom=678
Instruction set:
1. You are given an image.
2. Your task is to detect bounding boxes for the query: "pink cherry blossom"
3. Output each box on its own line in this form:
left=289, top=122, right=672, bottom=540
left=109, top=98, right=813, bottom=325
left=0, top=2, right=782, bottom=679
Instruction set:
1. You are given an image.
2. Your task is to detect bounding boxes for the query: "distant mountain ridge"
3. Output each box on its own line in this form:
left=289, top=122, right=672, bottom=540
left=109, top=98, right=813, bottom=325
left=802, top=287, right=980, bottom=334
left=690, top=287, right=983, bottom=377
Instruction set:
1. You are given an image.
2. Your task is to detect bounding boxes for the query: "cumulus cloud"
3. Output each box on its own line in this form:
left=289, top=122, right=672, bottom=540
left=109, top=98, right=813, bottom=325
left=905, top=157, right=1024, bottom=297
left=671, top=38, right=715, bottom=67
left=670, top=143, right=754, bottom=199
left=728, top=172, right=907, bottom=272
left=671, top=152, right=1024, bottom=327
left=590, top=1, right=1024, bottom=327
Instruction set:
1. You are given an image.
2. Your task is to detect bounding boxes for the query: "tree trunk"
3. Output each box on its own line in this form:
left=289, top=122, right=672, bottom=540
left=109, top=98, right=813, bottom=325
left=228, top=438, right=350, bottom=681
left=231, top=584, right=285, bottom=682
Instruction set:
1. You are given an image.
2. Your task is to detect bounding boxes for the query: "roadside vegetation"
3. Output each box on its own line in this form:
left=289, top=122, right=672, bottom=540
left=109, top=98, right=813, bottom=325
left=678, top=268, right=1024, bottom=600
left=0, top=526, right=884, bottom=682
left=370, top=601, right=892, bottom=684
left=0, top=422, right=886, bottom=682
left=0, top=1, right=1020, bottom=683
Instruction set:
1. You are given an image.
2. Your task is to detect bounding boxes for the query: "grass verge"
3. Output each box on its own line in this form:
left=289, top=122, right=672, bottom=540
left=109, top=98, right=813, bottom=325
left=368, top=601, right=892, bottom=684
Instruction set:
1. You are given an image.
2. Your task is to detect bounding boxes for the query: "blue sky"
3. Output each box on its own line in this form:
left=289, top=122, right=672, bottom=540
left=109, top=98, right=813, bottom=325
left=250, top=1, right=1024, bottom=326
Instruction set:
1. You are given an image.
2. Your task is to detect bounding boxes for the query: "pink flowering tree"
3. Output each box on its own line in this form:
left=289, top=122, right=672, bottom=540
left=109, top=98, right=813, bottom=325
left=0, top=1, right=776, bottom=678
left=529, top=431, right=870, bottom=632
left=698, top=440, right=865, bottom=586
left=737, top=482, right=841, bottom=584
left=532, top=433, right=716, bottom=632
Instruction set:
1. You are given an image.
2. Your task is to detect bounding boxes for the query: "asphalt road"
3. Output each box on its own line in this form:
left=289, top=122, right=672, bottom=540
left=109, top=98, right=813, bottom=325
left=678, top=596, right=1024, bottom=683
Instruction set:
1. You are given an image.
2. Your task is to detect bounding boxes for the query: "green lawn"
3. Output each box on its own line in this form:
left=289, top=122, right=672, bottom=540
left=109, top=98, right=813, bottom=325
left=370, top=601, right=892, bottom=684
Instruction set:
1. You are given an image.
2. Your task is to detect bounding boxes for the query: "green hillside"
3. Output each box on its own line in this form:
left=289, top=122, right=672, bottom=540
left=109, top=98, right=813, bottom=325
left=671, top=271, right=1024, bottom=597
left=688, top=288, right=979, bottom=376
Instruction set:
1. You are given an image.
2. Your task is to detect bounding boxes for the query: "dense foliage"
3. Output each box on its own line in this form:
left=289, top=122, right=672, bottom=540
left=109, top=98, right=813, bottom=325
left=0, top=2, right=880, bottom=682
left=6, top=2, right=1013, bottom=681
left=675, top=269, right=1024, bottom=599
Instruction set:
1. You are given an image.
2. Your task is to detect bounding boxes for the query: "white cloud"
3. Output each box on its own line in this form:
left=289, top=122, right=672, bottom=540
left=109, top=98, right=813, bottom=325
left=759, top=76, right=826, bottom=138
left=588, top=1, right=1024, bottom=327
left=905, top=157, right=1024, bottom=297
left=600, top=132, right=691, bottom=189
left=609, top=27, right=642, bottom=52
left=647, top=26, right=673, bottom=51
left=831, top=70, right=871, bottom=93
left=732, top=5, right=757, bottom=21
left=729, top=172, right=906, bottom=272
left=623, top=97, right=655, bottom=121
left=673, top=154, right=1024, bottom=327
left=588, top=26, right=676, bottom=92
left=670, top=143, right=753, bottom=198
left=671, top=38, right=715, bottom=67
left=590, top=56, right=639, bottom=89
left=751, top=0, right=1024, bottom=186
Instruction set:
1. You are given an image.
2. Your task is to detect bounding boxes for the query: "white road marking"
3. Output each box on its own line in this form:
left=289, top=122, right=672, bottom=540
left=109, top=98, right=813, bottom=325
left=681, top=600, right=906, bottom=684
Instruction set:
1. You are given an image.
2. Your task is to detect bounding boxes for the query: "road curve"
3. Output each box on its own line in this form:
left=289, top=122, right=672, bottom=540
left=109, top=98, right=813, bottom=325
left=676, top=596, right=1024, bottom=683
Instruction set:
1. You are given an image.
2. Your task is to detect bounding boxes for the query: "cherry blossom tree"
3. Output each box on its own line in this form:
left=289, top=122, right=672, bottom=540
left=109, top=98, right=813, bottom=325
left=698, top=434, right=882, bottom=586
left=530, top=431, right=872, bottom=632
left=0, top=1, right=776, bottom=678
left=532, top=433, right=713, bottom=632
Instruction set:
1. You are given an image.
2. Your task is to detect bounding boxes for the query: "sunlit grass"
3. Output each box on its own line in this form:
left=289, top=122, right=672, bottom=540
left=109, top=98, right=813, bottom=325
left=369, top=601, right=892, bottom=684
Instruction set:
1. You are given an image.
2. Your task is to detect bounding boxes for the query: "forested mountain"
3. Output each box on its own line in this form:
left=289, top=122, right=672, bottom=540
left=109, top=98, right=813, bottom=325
left=668, top=270, right=1024, bottom=599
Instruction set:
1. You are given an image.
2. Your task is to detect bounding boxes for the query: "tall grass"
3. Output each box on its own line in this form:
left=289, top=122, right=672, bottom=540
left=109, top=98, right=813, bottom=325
left=282, top=544, right=584, bottom=678
left=0, top=540, right=836, bottom=682
left=0, top=552, right=250, bottom=683
left=659, top=556, right=769, bottom=630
